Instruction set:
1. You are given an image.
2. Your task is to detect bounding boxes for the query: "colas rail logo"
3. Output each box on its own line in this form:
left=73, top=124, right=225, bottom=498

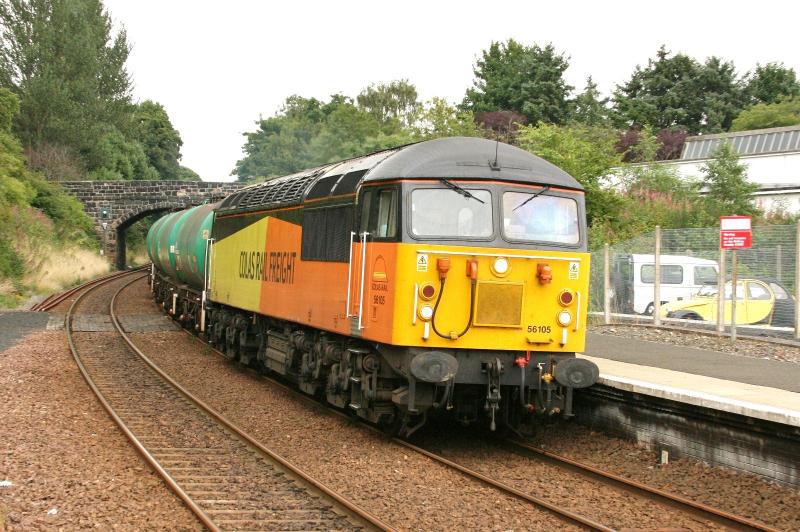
left=238, top=250, right=297, bottom=284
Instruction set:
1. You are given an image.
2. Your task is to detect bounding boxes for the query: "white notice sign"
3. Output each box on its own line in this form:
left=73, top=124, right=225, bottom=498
left=416, top=254, right=429, bottom=272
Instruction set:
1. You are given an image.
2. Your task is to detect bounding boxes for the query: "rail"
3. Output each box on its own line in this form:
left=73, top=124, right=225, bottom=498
left=66, top=271, right=391, bottom=531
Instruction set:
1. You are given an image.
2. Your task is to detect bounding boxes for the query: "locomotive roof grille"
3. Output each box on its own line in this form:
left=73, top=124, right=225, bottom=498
left=216, top=137, right=582, bottom=215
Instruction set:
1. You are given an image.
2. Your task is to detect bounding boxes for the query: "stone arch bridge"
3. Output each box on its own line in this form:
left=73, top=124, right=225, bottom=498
left=60, top=180, right=246, bottom=270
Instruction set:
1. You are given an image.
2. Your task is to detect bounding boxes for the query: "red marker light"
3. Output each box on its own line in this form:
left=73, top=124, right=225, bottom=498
left=420, top=283, right=436, bottom=300
left=559, top=290, right=573, bottom=306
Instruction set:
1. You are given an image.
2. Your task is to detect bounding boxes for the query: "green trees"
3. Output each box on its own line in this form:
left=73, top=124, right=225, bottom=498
left=357, top=80, right=420, bottom=126
left=730, top=97, right=800, bottom=131
left=463, top=39, right=572, bottom=125
left=233, top=84, right=483, bottom=181
left=612, top=48, right=800, bottom=137
left=230, top=37, right=790, bottom=245
left=612, top=46, right=744, bottom=134
left=0, top=0, right=131, bottom=164
left=132, top=100, right=194, bottom=180
left=234, top=95, right=374, bottom=180
left=0, top=87, right=94, bottom=291
left=570, top=77, right=609, bottom=126
left=699, top=142, right=760, bottom=222
left=412, top=98, right=482, bottom=139
left=744, top=63, right=800, bottom=105
left=0, top=0, right=194, bottom=180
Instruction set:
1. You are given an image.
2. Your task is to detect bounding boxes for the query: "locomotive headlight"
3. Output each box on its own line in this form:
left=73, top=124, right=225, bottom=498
left=419, top=305, right=434, bottom=321
left=492, top=256, right=510, bottom=277
left=556, top=310, right=572, bottom=327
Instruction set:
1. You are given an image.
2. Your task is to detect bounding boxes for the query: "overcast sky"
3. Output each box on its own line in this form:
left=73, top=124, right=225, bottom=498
left=103, top=0, right=800, bottom=182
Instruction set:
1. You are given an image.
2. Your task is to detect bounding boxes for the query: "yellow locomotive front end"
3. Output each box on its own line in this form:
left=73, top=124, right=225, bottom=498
left=393, top=245, right=589, bottom=352
left=348, top=165, right=598, bottom=433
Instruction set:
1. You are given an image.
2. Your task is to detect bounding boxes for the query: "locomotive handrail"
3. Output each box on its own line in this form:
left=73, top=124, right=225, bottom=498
left=574, top=291, right=581, bottom=332
left=358, top=231, right=369, bottom=330
left=201, top=238, right=214, bottom=333
left=346, top=231, right=355, bottom=318
left=415, top=249, right=584, bottom=261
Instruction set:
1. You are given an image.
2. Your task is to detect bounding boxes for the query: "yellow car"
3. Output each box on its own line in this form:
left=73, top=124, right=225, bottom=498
left=660, top=278, right=795, bottom=326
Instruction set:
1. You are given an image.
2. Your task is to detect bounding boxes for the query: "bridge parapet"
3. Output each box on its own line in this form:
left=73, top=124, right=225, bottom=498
left=60, top=180, right=247, bottom=268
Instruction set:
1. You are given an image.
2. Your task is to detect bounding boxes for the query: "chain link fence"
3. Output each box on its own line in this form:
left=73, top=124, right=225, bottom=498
left=589, top=224, right=799, bottom=338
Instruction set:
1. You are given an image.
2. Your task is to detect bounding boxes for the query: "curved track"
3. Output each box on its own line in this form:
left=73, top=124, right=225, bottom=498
left=170, top=309, right=780, bottom=532
left=33, top=266, right=149, bottom=312
left=66, top=271, right=390, bottom=531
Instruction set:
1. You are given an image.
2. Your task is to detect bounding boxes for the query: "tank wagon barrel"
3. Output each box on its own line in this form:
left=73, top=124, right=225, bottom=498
left=146, top=204, right=215, bottom=291
left=147, top=137, right=599, bottom=436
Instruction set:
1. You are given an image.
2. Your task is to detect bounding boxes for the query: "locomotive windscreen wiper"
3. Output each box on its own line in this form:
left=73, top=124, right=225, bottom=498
left=439, top=178, right=485, bottom=203
left=513, top=185, right=551, bottom=211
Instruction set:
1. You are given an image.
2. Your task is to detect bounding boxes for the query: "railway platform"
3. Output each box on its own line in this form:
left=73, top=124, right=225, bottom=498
left=580, top=331, right=800, bottom=427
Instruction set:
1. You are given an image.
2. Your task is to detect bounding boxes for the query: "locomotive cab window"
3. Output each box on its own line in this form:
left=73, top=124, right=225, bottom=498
left=359, top=187, right=398, bottom=239
left=502, top=191, right=579, bottom=245
left=410, top=187, right=493, bottom=239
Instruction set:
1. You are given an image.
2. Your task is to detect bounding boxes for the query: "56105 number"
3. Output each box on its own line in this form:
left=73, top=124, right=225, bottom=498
left=527, top=325, right=551, bottom=334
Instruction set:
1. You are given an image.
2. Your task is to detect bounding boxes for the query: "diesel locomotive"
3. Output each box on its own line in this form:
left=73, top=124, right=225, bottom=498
left=147, top=137, right=599, bottom=436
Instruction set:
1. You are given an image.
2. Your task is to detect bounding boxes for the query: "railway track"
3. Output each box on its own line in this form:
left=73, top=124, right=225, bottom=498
left=32, top=266, right=149, bottom=312
left=93, top=274, right=783, bottom=531
left=66, top=271, right=390, bottom=531
left=165, top=309, right=780, bottom=531
left=502, top=439, right=780, bottom=532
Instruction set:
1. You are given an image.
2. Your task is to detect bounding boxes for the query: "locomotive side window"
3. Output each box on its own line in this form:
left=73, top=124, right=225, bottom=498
left=359, top=187, right=398, bottom=239
left=359, top=189, right=373, bottom=234
left=375, top=189, right=397, bottom=238
left=410, top=188, right=492, bottom=238
left=502, top=192, right=579, bottom=245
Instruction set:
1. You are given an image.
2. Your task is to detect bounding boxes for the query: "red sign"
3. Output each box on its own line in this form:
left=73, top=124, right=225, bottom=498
left=720, top=216, right=752, bottom=250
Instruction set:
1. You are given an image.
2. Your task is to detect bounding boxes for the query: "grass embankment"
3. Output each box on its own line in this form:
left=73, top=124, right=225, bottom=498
left=0, top=243, right=110, bottom=308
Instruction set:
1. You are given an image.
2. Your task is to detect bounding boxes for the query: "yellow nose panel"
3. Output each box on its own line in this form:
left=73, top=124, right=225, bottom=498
left=474, top=281, right=524, bottom=327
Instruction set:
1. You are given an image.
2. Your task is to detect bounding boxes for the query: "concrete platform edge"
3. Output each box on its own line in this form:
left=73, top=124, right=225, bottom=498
left=593, top=372, right=800, bottom=428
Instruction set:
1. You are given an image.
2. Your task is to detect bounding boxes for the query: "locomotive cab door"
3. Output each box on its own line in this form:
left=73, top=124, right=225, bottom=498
left=348, top=186, right=399, bottom=335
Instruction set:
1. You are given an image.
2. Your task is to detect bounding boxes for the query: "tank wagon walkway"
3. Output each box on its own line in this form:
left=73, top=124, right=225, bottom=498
left=580, top=332, right=800, bottom=427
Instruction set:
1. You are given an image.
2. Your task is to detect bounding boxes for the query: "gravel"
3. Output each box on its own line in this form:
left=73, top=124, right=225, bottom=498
left=122, top=278, right=800, bottom=531
left=6, top=275, right=797, bottom=530
left=131, top=331, right=574, bottom=531
left=415, top=429, right=723, bottom=530
left=590, top=323, right=800, bottom=364
left=522, top=423, right=800, bottom=531
left=0, top=330, right=200, bottom=531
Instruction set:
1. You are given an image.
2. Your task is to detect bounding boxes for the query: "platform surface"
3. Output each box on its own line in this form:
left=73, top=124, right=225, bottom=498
left=582, top=332, right=800, bottom=427
left=0, top=311, right=51, bottom=352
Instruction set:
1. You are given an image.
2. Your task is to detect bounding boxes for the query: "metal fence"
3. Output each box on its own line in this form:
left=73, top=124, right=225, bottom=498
left=589, top=224, right=800, bottom=339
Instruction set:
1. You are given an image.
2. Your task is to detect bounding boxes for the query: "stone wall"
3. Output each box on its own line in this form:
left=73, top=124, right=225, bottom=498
left=60, top=180, right=246, bottom=268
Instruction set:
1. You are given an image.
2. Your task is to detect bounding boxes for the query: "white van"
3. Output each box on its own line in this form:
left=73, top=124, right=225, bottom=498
left=612, top=254, right=719, bottom=315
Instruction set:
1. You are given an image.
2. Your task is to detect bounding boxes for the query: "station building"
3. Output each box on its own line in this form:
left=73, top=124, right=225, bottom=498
left=666, top=124, right=800, bottom=214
